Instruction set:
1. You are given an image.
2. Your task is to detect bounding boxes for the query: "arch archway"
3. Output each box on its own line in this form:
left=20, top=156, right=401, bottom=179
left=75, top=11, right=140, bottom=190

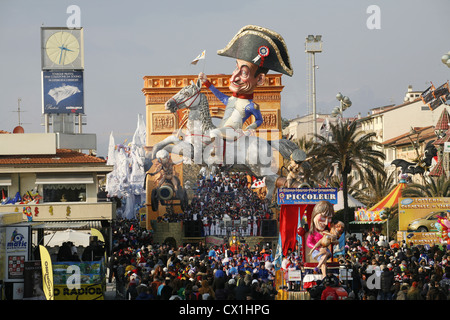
left=142, top=74, right=284, bottom=227
left=164, top=236, right=177, bottom=249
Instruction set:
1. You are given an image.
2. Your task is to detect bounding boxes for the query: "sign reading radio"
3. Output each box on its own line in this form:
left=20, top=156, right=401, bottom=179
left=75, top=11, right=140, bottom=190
left=277, top=188, right=338, bottom=205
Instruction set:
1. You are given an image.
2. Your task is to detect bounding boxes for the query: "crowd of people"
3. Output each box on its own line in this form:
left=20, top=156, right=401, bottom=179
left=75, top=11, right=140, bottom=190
left=106, top=166, right=450, bottom=301
left=307, top=231, right=450, bottom=300
left=108, top=218, right=279, bottom=300
left=157, top=171, right=274, bottom=237
left=107, top=216, right=450, bottom=301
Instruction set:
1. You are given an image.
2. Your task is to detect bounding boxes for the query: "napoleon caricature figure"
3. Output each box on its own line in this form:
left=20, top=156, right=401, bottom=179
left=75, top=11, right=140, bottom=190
left=198, top=25, right=293, bottom=144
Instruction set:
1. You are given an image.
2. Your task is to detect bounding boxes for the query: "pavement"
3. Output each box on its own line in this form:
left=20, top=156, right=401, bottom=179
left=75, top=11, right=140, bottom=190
left=104, top=281, right=121, bottom=300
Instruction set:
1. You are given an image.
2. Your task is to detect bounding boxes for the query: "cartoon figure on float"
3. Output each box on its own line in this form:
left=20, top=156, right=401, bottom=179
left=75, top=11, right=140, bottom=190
left=436, top=210, right=450, bottom=246
left=305, top=200, right=341, bottom=278
left=229, top=233, right=240, bottom=253
left=198, top=25, right=294, bottom=145
left=147, top=149, right=180, bottom=191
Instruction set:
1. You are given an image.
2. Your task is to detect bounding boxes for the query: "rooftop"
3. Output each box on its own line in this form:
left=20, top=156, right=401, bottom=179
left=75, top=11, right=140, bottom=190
left=382, top=126, right=436, bottom=147
left=0, top=149, right=106, bottom=166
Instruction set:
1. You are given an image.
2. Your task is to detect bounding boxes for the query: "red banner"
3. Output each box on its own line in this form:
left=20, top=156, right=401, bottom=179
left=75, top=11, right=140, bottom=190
left=280, top=204, right=314, bottom=256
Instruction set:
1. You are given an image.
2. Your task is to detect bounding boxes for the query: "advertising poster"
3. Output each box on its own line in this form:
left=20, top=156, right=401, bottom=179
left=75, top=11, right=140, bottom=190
left=5, top=226, right=30, bottom=281
left=52, top=260, right=105, bottom=300
left=23, top=261, right=46, bottom=300
left=397, top=231, right=441, bottom=246
left=42, top=70, right=84, bottom=114
left=398, top=197, right=450, bottom=231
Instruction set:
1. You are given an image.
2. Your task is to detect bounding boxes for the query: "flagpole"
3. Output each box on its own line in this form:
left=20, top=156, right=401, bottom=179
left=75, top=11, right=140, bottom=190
left=202, top=55, right=207, bottom=74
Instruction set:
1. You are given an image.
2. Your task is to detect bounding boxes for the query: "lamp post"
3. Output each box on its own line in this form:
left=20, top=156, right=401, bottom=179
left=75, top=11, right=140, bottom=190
left=332, top=92, right=352, bottom=118
left=305, top=35, right=322, bottom=140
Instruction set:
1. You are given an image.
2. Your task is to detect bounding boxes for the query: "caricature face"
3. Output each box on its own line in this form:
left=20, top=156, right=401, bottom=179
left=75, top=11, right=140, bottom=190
left=335, top=223, right=344, bottom=234
left=314, top=213, right=331, bottom=232
left=229, top=59, right=265, bottom=95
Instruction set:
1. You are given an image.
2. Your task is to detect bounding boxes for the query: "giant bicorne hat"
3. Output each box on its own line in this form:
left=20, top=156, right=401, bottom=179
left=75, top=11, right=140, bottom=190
left=217, top=25, right=293, bottom=77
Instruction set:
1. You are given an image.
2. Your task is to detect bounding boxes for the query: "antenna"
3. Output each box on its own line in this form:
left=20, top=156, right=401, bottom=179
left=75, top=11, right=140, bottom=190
left=12, top=98, right=30, bottom=127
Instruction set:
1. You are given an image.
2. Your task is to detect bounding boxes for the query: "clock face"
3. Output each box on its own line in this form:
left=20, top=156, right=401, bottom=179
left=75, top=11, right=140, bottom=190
left=45, top=31, right=80, bottom=65
left=41, top=28, right=83, bottom=70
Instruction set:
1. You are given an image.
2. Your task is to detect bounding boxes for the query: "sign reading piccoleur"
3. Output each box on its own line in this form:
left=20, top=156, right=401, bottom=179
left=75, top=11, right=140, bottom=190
left=277, top=188, right=338, bottom=205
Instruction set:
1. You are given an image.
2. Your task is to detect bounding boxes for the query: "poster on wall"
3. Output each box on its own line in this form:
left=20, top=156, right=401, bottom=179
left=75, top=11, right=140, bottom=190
left=398, top=197, right=450, bottom=231
left=42, top=70, right=84, bottom=114
left=23, top=261, right=46, bottom=300
left=5, top=226, right=30, bottom=281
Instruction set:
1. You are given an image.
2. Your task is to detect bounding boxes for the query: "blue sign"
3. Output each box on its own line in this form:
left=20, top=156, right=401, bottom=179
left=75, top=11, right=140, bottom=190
left=42, top=70, right=84, bottom=114
left=277, top=188, right=338, bottom=205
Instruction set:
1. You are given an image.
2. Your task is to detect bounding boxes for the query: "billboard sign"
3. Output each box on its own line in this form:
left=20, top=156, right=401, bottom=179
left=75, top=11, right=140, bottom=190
left=5, top=226, right=30, bottom=281
left=42, top=70, right=84, bottom=114
left=398, top=197, right=450, bottom=231
left=277, top=188, right=338, bottom=205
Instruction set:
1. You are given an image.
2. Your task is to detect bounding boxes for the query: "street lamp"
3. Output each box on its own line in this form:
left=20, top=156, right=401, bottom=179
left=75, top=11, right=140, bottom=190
left=332, top=92, right=352, bottom=118
left=305, top=35, right=323, bottom=139
left=441, top=52, right=450, bottom=68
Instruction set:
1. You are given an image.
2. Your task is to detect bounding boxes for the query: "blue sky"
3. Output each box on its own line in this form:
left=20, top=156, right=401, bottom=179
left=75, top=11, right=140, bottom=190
left=1, top=0, right=449, bottom=157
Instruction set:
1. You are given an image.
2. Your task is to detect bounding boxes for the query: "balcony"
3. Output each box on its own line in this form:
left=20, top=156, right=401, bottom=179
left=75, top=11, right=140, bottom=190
left=0, top=201, right=116, bottom=222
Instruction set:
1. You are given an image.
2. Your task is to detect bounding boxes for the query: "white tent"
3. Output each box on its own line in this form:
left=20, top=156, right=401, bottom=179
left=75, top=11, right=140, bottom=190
left=44, top=229, right=91, bottom=247
left=334, top=190, right=365, bottom=211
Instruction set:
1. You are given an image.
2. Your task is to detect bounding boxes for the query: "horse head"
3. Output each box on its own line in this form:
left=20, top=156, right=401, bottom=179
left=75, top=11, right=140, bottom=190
left=165, top=78, right=202, bottom=113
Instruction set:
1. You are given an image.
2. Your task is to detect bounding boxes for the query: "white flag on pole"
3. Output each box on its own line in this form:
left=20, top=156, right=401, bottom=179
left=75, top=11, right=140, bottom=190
left=191, top=50, right=206, bottom=65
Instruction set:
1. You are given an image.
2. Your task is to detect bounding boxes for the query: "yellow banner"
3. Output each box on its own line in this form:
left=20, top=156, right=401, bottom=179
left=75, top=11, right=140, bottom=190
left=398, top=197, right=450, bottom=231
left=54, top=283, right=105, bottom=300
left=397, top=231, right=441, bottom=245
left=39, top=245, right=54, bottom=300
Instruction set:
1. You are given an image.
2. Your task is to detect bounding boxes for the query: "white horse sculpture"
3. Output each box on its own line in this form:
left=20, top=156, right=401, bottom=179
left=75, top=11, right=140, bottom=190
left=147, top=79, right=305, bottom=200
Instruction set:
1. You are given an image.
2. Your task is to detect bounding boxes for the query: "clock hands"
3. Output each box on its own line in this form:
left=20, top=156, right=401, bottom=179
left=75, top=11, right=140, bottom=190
left=57, top=45, right=75, bottom=65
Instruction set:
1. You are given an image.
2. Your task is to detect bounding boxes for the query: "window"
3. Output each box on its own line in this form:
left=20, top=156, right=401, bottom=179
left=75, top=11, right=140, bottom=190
left=0, top=186, right=8, bottom=200
left=43, top=184, right=86, bottom=202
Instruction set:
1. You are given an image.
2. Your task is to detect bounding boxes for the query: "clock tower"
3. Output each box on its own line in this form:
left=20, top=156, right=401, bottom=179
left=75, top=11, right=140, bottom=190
left=40, top=27, right=86, bottom=135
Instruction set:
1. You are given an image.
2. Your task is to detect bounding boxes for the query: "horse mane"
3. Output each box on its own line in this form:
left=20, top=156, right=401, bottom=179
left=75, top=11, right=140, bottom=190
left=197, top=92, right=216, bottom=132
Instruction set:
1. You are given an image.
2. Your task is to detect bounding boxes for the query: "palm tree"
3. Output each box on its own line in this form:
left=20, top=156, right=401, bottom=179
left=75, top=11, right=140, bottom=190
left=309, top=120, right=386, bottom=229
left=352, top=169, right=396, bottom=208
left=402, top=174, right=450, bottom=197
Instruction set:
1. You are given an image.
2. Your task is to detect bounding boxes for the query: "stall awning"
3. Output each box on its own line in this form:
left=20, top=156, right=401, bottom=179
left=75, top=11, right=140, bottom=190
left=350, top=221, right=385, bottom=225
left=367, top=182, right=406, bottom=212
left=33, top=220, right=106, bottom=230
left=35, top=174, right=94, bottom=185
left=0, top=174, right=12, bottom=186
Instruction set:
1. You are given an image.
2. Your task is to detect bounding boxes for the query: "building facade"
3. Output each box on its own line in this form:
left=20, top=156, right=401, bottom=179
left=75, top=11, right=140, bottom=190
left=0, top=131, right=115, bottom=229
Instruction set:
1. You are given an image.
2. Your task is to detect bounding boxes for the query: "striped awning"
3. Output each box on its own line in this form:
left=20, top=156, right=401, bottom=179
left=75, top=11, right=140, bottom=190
left=367, top=182, right=406, bottom=212
left=35, top=173, right=94, bottom=185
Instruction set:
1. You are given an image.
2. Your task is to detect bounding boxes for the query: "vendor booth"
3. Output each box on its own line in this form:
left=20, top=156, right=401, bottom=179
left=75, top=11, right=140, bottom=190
left=0, top=212, right=107, bottom=300
left=351, top=182, right=406, bottom=231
